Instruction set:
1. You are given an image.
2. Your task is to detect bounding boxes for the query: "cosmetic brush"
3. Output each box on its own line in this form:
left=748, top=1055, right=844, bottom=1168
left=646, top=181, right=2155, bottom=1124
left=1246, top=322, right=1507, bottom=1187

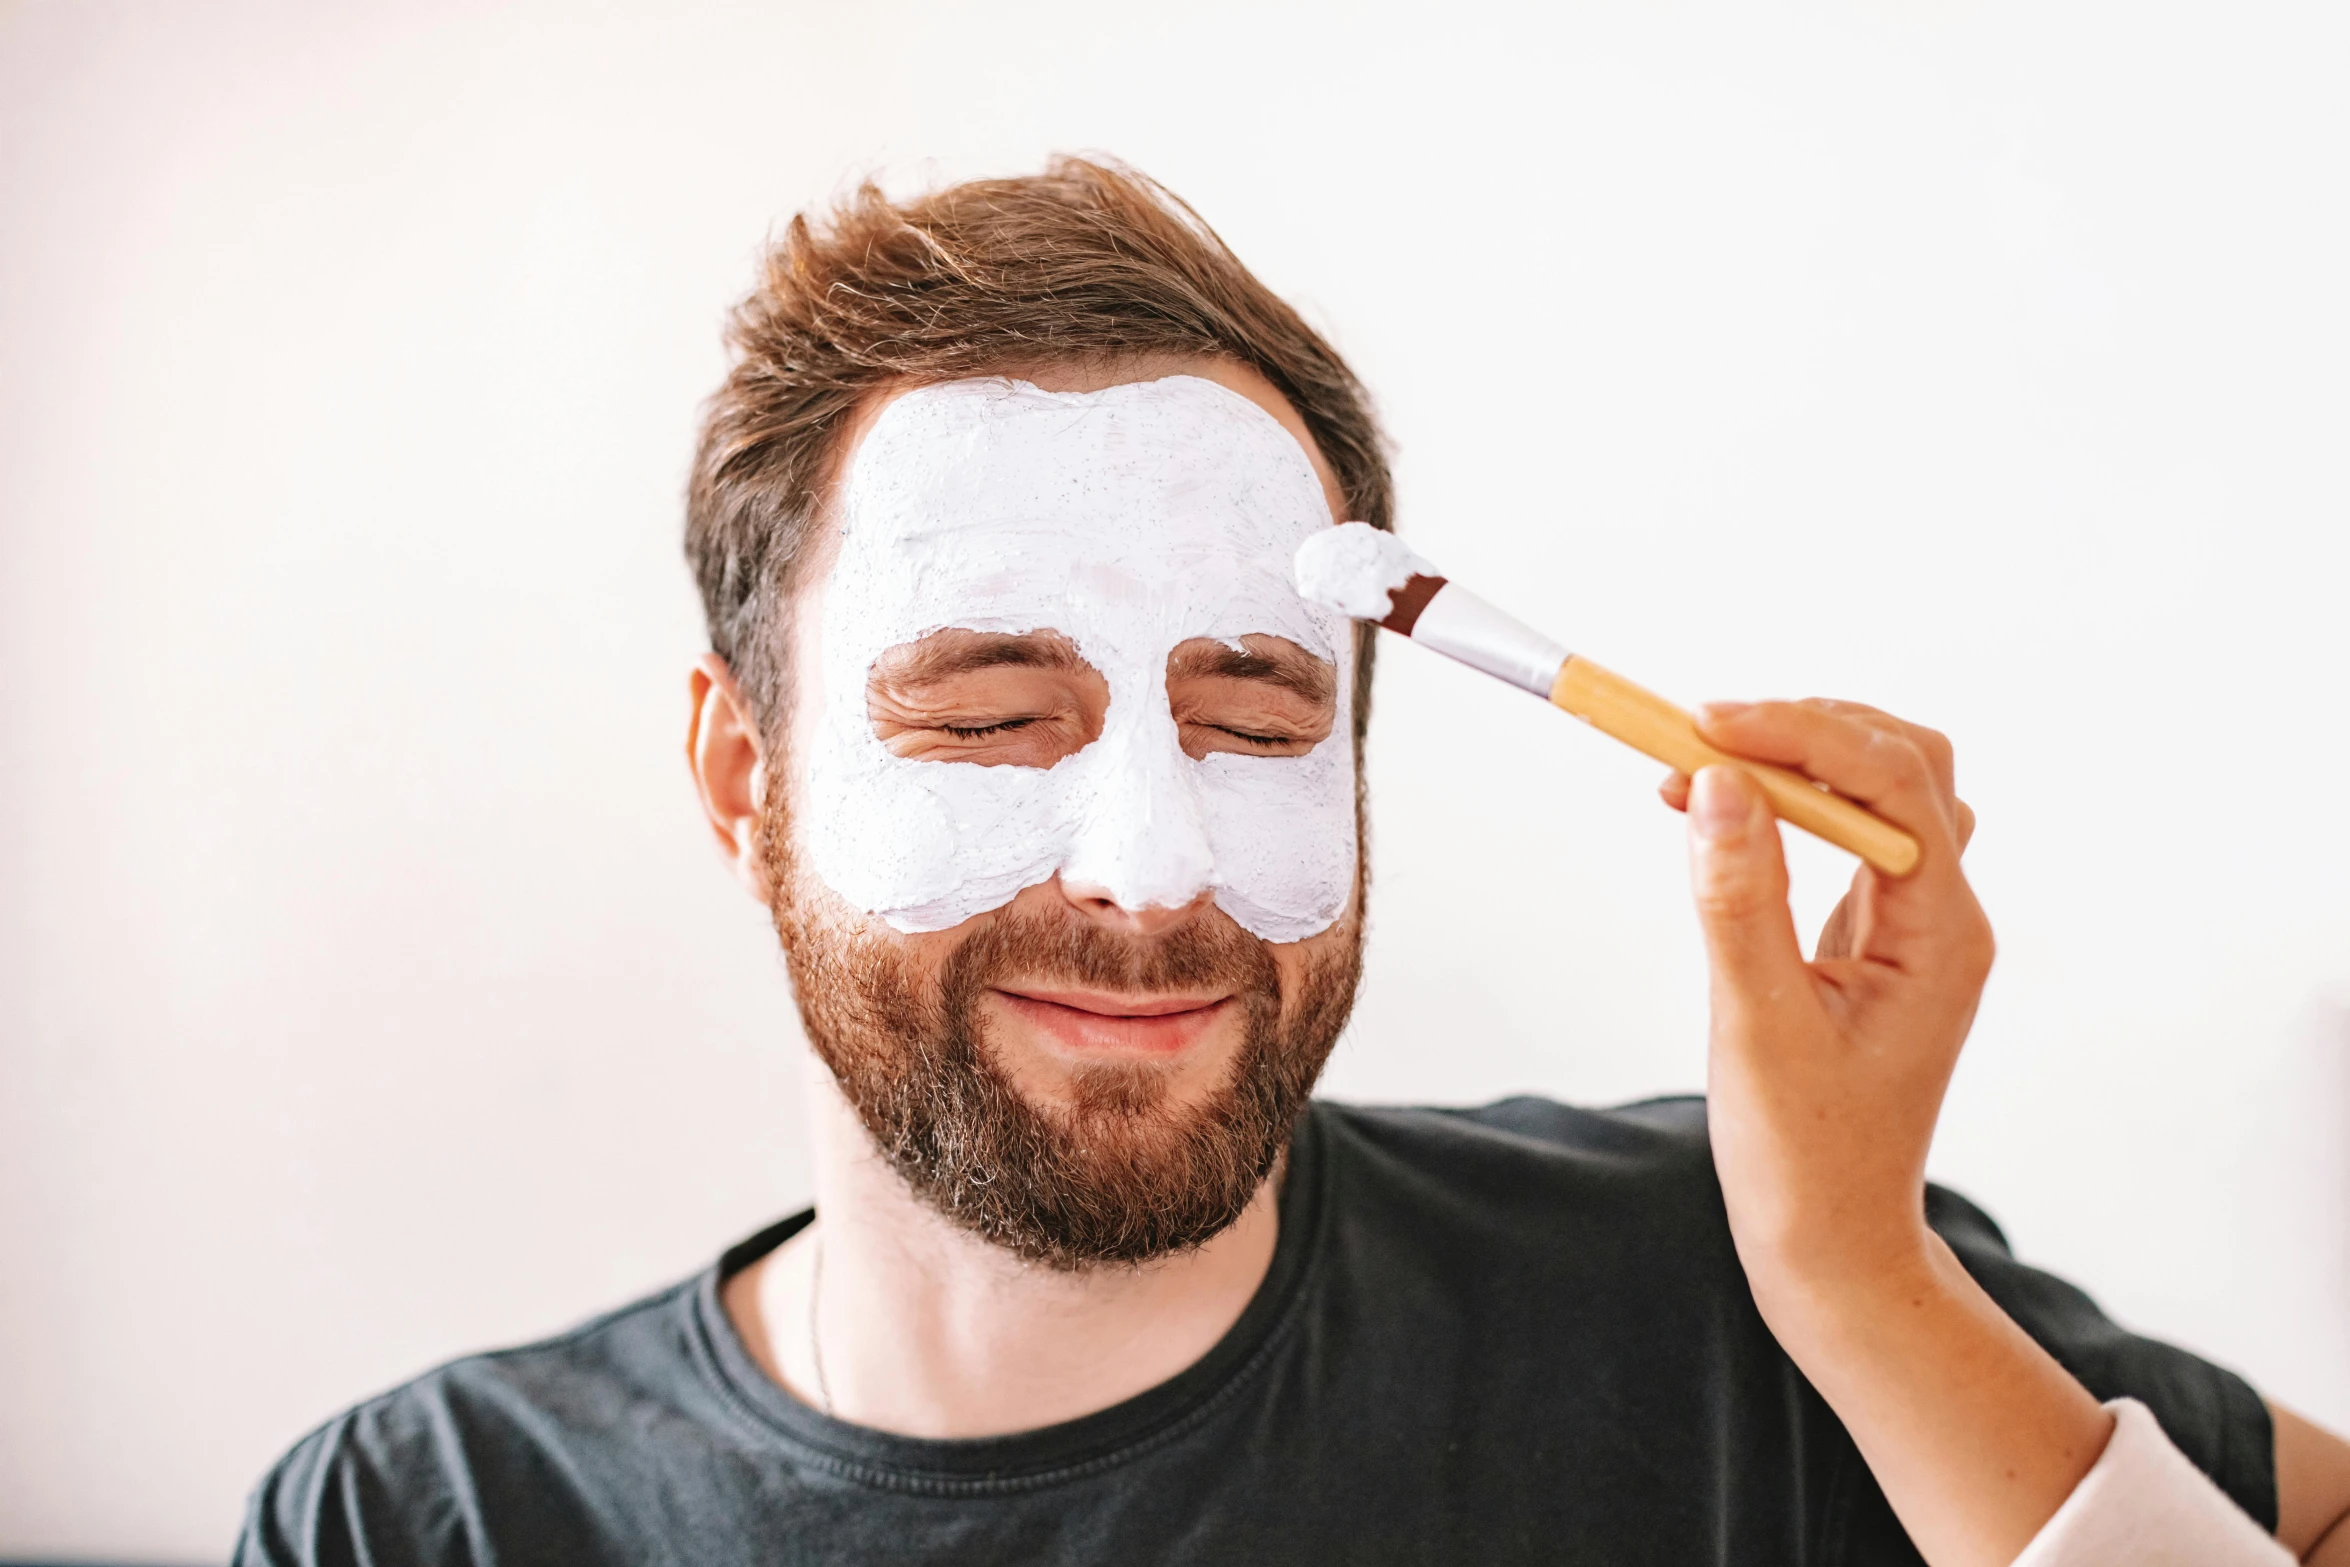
left=1294, top=523, right=1920, bottom=877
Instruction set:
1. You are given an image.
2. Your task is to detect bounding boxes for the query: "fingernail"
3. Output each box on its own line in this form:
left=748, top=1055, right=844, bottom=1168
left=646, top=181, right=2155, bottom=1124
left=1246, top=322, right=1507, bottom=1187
left=1689, top=767, right=1749, bottom=841
left=1698, top=701, right=1752, bottom=724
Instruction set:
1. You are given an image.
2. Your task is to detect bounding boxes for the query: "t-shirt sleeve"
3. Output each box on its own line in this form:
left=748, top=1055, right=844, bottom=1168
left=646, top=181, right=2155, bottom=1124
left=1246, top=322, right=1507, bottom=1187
left=235, top=1414, right=377, bottom=1567
left=234, top=1391, right=482, bottom=1567
left=1922, top=1183, right=2277, bottom=1531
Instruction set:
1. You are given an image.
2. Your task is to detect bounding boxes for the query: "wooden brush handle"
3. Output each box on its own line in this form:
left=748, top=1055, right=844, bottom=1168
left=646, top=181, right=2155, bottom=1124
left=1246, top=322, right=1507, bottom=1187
left=1549, top=656, right=1922, bottom=877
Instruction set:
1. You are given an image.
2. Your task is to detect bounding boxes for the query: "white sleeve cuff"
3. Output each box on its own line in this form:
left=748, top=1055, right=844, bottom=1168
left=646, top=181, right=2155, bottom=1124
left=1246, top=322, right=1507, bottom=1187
left=2011, top=1397, right=2289, bottom=1566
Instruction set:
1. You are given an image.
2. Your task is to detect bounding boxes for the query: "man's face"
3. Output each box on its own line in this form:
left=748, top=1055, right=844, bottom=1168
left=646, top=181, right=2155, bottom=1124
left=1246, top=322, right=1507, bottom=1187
left=759, top=360, right=1366, bottom=1268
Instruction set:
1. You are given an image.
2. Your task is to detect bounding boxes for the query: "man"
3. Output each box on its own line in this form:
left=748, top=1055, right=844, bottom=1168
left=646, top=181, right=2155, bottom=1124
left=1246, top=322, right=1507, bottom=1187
left=240, top=158, right=2350, bottom=1564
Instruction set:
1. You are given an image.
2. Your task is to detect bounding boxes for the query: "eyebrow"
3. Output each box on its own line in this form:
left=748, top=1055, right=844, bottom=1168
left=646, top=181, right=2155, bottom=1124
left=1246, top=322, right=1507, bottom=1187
left=1165, top=639, right=1336, bottom=704
left=873, top=631, right=1092, bottom=686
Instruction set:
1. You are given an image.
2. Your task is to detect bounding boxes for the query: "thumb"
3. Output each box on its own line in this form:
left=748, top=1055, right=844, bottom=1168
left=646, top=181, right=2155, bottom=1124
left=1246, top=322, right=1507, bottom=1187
left=1686, top=766, right=1806, bottom=1007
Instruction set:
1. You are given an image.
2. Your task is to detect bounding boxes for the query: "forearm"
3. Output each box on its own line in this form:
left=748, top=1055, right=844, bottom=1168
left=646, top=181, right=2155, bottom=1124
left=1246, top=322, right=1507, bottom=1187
left=1747, top=1229, right=2111, bottom=1567
left=1677, top=710, right=2334, bottom=1560
left=2275, top=1401, right=2350, bottom=1562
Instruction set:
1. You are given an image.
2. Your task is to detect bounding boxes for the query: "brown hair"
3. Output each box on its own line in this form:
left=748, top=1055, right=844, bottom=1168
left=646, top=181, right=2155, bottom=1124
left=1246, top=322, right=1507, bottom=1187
left=683, top=156, right=1394, bottom=747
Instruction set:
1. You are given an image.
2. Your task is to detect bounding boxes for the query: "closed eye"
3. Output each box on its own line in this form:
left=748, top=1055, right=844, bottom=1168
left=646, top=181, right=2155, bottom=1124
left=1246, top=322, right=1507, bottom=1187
left=942, top=717, right=1041, bottom=738
left=1164, top=635, right=1338, bottom=761
left=866, top=628, right=1107, bottom=768
left=1214, top=726, right=1303, bottom=749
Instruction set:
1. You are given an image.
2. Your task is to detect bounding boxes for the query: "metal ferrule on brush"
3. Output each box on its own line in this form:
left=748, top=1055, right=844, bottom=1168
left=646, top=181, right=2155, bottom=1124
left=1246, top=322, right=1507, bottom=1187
left=1393, top=578, right=1570, bottom=699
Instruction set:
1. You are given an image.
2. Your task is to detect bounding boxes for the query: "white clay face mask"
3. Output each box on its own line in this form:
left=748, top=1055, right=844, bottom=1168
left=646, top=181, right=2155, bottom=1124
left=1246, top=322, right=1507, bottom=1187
left=801, top=375, right=1356, bottom=943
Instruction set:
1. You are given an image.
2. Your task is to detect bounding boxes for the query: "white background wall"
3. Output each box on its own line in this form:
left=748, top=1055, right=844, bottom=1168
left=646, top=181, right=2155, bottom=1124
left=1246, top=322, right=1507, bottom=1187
left=3, top=1, right=2345, bottom=1557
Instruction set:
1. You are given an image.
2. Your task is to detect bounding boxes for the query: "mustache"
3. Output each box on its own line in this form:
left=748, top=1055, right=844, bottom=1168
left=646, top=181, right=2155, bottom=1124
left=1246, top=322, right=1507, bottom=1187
left=938, top=898, right=1280, bottom=1003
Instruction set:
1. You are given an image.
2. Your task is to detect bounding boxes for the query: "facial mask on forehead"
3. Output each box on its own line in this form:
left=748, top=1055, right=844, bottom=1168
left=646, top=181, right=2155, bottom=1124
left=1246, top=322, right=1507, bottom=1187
left=802, top=375, right=1356, bottom=943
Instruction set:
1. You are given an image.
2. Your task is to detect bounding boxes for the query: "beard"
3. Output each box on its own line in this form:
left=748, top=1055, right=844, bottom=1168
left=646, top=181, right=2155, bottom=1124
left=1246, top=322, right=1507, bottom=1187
left=761, top=777, right=1362, bottom=1271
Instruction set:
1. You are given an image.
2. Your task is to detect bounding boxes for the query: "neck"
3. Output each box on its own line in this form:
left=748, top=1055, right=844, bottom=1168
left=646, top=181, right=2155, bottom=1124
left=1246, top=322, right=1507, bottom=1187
left=722, top=1056, right=1283, bottom=1439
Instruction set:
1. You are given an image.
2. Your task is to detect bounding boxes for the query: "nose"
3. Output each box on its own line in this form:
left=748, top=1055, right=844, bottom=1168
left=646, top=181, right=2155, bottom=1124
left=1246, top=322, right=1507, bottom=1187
left=1054, top=876, right=1216, bottom=936
left=1055, top=720, right=1217, bottom=932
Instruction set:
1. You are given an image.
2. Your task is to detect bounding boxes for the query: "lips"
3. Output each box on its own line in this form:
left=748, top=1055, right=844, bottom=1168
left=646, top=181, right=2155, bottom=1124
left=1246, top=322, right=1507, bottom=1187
left=998, top=987, right=1226, bottom=1018
left=991, top=987, right=1234, bottom=1055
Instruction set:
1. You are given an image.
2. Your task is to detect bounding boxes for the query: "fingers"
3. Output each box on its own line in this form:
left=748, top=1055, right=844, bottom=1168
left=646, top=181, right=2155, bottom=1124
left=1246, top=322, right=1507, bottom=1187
left=1815, top=888, right=1860, bottom=962
left=1793, top=698, right=1957, bottom=802
left=1682, top=714, right=1973, bottom=859
left=1687, top=700, right=1993, bottom=982
left=1686, top=766, right=1808, bottom=1015
left=1694, top=700, right=1961, bottom=860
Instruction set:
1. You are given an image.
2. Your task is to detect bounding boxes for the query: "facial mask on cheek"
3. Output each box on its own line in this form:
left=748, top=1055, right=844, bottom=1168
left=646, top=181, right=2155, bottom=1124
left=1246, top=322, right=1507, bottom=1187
left=801, top=375, right=1356, bottom=943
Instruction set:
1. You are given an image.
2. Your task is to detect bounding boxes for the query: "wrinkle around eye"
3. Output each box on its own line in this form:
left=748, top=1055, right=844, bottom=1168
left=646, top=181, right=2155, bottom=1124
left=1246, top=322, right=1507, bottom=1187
left=864, top=628, right=1110, bottom=768
left=872, top=712, right=1095, bottom=766
left=1173, top=710, right=1329, bottom=761
left=868, top=692, right=1103, bottom=766
left=1163, top=634, right=1338, bottom=762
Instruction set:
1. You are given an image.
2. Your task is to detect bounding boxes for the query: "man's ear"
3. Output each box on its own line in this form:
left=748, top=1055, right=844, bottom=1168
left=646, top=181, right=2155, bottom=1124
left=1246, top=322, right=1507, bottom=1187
left=686, top=653, right=770, bottom=899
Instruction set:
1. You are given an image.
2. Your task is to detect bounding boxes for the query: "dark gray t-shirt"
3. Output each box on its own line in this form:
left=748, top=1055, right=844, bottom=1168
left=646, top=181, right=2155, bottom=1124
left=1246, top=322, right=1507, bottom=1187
left=238, top=1096, right=2274, bottom=1565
